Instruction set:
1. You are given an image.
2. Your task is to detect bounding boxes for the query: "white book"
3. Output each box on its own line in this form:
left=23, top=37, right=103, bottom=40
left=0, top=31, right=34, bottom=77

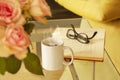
left=52, top=28, right=105, bottom=61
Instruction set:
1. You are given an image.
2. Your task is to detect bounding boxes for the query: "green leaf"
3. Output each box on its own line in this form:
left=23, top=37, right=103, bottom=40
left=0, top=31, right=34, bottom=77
left=6, top=55, right=22, bottom=74
left=23, top=53, right=43, bottom=75
left=0, top=57, right=6, bottom=75
left=24, top=23, right=35, bottom=35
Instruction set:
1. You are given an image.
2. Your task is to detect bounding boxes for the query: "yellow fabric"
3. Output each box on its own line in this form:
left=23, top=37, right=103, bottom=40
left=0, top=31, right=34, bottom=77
left=88, top=19, right=120, bottom=73
left=55, top=0, right=120, bottom=22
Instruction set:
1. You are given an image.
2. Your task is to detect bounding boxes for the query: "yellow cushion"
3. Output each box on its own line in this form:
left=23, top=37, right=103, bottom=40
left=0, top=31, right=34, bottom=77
left=55, top=0, right=120, bottom=22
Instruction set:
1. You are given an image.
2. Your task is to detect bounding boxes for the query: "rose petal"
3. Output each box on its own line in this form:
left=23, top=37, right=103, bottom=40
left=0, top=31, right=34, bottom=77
left=14, top=49, right=28, bottom=60
left=0, top=0, right=25, bottom=26
left=30, top=0, right=51, bottom=23
left=0, top=42, right=13, bottom=57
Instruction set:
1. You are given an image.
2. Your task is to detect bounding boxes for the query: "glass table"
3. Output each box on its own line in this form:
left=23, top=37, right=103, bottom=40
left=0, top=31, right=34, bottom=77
left=0, top=18, right=120, bottom=80
left=30, top=18, right=120, bottom=80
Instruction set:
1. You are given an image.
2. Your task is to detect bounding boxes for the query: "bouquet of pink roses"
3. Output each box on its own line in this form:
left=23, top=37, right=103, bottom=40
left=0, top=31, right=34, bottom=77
left=0, top=0, right=51, bottom=75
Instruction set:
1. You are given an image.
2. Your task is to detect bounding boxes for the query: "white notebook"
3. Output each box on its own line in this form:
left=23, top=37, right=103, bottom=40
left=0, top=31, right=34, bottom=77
left=52, top=28, right=105, bottom=61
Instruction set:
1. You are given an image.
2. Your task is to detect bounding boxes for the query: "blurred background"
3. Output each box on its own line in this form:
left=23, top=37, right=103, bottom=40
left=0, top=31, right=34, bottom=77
left=46, top=0, right=81, bottom=19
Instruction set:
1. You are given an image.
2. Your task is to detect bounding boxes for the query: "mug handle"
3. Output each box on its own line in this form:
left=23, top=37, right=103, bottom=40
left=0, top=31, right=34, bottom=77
left=63, top=46, right=74, bottom=66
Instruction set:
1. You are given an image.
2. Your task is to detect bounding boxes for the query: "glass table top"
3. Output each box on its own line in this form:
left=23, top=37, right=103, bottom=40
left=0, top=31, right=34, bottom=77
left=30, top=18, right=120, bottom=80
left=0, top=18, right=120, bottom=80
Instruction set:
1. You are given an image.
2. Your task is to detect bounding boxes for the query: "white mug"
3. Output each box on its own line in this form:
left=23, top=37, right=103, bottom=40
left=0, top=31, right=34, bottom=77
left=41, top=37, right=74, bottom=70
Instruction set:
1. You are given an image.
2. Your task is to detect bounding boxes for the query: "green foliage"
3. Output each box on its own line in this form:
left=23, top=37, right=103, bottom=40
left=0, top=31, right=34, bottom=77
left=23, top=52, right=43, bottom=75
left=6, top=55, right=22, bottom=74
left=0, top=52, right=43, bottom=75
left=0, top=58, right=6, bottom=75
left=24, top=22, right=35, bottom=35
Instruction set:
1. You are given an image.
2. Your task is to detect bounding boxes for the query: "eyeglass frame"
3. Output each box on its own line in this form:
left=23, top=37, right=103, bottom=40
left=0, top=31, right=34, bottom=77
left=66, top=24, right=97, bottom=44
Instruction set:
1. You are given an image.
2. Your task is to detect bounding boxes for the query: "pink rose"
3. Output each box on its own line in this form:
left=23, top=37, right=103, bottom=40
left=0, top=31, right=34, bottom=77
left=30, top=0, right=52, bottom=23
left=0, top=25, right=5, bottom=39
left=18, top=0, right=29, bottom=9
left=3, top=24, right=30, bottom=59
left=0, top=0, right=25, bottom=26
left=18, top=0, right=28, bottom=4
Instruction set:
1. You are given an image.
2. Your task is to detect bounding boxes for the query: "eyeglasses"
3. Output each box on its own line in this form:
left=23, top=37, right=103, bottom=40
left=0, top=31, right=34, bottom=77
left=66, top=24, right=97, bottom=44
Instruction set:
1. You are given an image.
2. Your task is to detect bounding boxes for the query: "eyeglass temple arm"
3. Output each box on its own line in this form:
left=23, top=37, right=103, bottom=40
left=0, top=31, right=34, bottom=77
left=88, top=31, right=97, bottom=39
left=71, top=24, right=78, bottom=33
